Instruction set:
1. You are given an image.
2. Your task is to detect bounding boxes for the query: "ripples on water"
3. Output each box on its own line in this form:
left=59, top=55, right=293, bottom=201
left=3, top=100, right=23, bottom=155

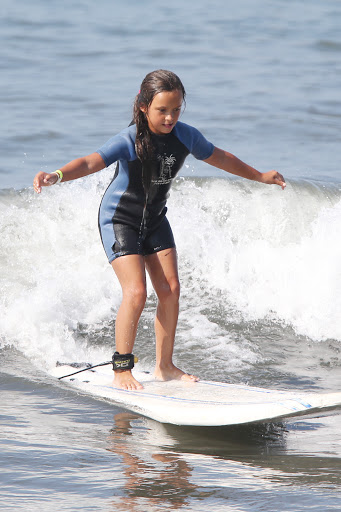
left=1, top=355, right=341, bottom=511
left=2, top=0, right=341, bottom=188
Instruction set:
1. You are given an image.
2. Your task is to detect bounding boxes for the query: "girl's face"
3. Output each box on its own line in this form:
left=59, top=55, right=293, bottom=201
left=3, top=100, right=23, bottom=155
left=141, top=89, right=183, bottom=135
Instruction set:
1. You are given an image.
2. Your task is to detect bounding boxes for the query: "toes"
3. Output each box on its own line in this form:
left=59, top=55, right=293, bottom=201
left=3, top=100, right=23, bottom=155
left=180, top=373, right=199, bottom=382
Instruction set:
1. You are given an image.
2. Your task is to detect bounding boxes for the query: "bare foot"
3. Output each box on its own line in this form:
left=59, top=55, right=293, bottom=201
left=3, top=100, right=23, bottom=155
left=113, top=370, right=144, bottom=390
left=154, top=363, right=199, bottom=383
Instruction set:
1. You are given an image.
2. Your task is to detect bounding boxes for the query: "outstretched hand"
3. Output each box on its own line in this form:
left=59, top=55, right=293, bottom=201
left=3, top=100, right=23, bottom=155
left=260, top=170, right=286, bottom=190
left=33, top=171, right=58, bottom=194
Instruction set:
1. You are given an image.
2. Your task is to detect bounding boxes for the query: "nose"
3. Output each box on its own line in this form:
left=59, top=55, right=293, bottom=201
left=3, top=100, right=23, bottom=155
left=165, top=112, right=174, bottom=122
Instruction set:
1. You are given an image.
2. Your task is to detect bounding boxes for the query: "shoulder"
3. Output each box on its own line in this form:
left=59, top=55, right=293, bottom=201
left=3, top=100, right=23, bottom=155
left=173, top=121, right=214, bottom=160
left=173, top=121, right=200, bottom=138
left=112, top=124, right=137, bottom=147
left=96, top=124, right=137, bottom=167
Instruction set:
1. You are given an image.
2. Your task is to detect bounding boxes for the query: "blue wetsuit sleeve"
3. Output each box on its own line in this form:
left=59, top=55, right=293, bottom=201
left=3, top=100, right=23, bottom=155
left=96, top=126, right=136, bottom=167
left=174, top=122, right=215, bottom=160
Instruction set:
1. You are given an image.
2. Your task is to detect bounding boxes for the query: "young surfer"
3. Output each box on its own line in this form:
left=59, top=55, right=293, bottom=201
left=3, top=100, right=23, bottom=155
left=33, top=69, right=286, bottom=391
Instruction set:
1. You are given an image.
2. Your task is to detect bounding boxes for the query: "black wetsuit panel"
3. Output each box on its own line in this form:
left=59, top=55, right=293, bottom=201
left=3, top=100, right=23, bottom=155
left=97, top=122, right=214, bottom=262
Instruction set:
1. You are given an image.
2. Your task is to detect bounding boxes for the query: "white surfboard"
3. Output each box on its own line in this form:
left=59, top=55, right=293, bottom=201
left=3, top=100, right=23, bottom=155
left=52, top=364, right=341, bottom=426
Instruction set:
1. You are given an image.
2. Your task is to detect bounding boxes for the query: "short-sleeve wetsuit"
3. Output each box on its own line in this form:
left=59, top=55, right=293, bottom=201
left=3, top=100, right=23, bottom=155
left=97, top=121, right=214, bottom=263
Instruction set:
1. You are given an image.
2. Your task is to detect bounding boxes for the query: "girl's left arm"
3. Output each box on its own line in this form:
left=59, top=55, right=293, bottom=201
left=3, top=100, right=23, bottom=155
left=204, top=147, right=286, bottom=189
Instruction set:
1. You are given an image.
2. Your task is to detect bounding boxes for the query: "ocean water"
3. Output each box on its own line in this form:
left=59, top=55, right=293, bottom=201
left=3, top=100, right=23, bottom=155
left=1, top=0, right=341, bottom=510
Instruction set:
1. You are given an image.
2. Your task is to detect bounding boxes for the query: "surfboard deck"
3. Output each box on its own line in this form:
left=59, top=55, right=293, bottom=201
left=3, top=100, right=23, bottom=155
left=52, top=364, right=341, bottom=426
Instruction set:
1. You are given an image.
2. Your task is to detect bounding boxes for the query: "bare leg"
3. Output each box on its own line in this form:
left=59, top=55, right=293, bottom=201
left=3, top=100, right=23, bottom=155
left=145, top=248, right=199, bottom=382
left=111, top=254, right=146, bottom=390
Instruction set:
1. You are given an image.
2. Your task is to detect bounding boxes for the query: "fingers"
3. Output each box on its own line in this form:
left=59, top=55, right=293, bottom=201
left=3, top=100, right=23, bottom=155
left=262, top=170, right=286, bottom=189
left=275, top=172, right=286, bottom=190
left=33, top=172, right=44, bottom=193
left=33, top=172, right=57, bottom=193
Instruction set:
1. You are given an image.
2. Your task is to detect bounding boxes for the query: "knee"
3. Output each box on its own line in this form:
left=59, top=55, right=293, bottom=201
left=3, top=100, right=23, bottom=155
left=157, top=277, right=180, bottom=305
left=171, top=278, right=181, bottom=302
left=124, top=284, right=147, bottom=311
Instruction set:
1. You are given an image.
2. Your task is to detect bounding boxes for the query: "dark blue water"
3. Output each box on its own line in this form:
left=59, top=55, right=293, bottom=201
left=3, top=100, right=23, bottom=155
left=1, top=0, right=341, bottom=510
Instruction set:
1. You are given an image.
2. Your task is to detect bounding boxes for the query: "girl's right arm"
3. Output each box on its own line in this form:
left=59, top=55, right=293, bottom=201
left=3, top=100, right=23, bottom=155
left=33, top=152, right=106, bottom=194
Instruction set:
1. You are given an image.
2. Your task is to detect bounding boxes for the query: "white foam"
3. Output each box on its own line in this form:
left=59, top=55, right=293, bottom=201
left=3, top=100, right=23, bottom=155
left=1, top=173, right=340, bottom=371
left=0, top=168, right=119, bottom=367
left=169, top=177, right=341, bottom=342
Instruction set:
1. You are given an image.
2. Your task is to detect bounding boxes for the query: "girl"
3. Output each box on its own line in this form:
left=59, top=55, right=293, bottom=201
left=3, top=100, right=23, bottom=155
left=33, top=69, right=286, bottom=391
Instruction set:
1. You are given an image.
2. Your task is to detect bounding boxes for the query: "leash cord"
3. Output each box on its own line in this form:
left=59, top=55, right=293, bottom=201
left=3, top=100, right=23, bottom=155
left=58, top=361, right=111, bottom=380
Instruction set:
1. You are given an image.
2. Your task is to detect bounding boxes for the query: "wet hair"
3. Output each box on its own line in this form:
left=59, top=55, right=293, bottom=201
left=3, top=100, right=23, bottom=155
left=133, top=70, right=186, bottom=192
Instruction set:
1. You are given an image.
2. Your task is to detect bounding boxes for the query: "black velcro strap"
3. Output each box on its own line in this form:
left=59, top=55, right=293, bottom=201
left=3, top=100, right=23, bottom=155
left=112, top=352, right=135, bottom=372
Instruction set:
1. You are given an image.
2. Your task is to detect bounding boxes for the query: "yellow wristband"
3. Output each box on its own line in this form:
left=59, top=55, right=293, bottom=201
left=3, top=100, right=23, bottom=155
left=53, top=169, right=63, bottom=183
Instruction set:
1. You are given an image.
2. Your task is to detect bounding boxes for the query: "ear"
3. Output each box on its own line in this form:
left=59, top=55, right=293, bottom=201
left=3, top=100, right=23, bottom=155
left=140, top=103, right=148, bottom=114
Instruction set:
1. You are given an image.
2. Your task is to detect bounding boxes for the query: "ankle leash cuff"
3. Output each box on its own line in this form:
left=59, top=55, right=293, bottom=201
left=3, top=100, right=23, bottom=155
left=112, top=352, right=136, bottom=372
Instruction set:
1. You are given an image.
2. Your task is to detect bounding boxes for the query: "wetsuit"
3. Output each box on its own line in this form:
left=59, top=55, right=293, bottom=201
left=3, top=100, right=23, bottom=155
left=97, top=121, right=214, bottom=263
